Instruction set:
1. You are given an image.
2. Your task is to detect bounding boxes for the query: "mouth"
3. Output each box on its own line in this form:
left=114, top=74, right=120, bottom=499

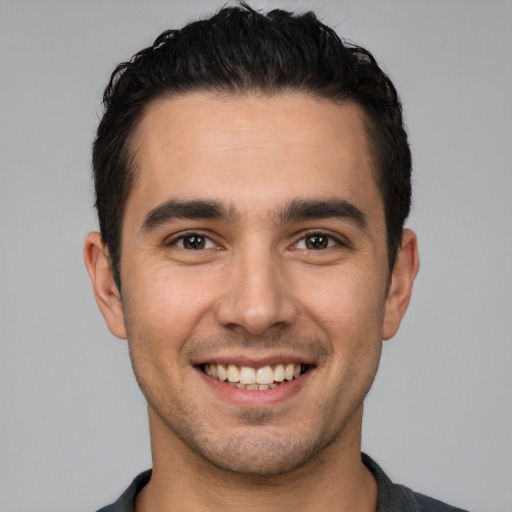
left=200, top=363, right=309, bottom=390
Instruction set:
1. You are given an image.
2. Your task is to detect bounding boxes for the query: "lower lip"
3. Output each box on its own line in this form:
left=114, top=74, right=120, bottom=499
left=197, top=368, right=312, bottom=407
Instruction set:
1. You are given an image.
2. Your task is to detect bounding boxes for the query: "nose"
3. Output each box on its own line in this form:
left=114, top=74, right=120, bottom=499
left=214, top=248, right=299, bottom=335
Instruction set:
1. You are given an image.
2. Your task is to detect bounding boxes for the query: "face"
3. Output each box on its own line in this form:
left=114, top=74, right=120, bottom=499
left=86, top=92, right=418, bottom=477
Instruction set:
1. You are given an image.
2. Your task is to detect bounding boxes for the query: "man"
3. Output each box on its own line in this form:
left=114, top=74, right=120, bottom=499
left=84, top=5, right=468, bottom=511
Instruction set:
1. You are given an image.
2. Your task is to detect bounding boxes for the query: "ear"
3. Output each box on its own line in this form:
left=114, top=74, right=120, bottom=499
left=382, top=229, right=420, bottom=340
left=83, top=232, right=127, bottom=339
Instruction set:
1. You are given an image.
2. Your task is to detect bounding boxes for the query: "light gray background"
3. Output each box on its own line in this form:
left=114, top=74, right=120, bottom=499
left=1, top=1, right=511, bottom=511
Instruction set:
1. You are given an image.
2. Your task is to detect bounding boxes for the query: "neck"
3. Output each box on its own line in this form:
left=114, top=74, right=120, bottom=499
left=136, top=406, right=377, bottom=512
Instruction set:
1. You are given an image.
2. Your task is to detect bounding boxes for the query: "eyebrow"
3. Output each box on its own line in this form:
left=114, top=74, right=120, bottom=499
left=278, top=198, right=368, bottom=230
left=141, top=199, right=236, bottom=233
left=140, top=197, right=367, bottom=233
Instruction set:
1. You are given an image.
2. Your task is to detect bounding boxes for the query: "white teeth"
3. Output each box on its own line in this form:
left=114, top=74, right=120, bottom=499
left=204, top=363, right=305, bottom=389
left=239, top=366, right=256, bottom=385
left=217, top=364, right=227, bottom=381
left=227, top=364, right=240, bottom=383
left=285, top=363, right=295, bottom=381
left=256, top=366, right=274, bottom=385
left=274, top=364, right=285, bottom=382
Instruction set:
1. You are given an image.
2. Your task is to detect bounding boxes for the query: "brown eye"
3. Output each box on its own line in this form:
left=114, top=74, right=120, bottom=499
left=169, top=233, right=218, bottom=251
left=181, top=235, right=206, bottom=249
left=305, top=234, right=329, bottom=250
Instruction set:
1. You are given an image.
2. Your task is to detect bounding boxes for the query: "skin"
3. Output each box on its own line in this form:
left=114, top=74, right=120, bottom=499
left=85, top=92, right=419, bottom=511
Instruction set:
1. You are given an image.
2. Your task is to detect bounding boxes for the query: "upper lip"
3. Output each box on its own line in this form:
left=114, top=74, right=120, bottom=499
left=191, top=351, right=316, bottom=368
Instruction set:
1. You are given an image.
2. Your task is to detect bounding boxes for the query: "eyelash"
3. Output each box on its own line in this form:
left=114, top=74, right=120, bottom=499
left=166, top=230, right=345, bottom=251
left=292, top=231, right=345, bottom=250
left=167, top=231, right=219, bottom=250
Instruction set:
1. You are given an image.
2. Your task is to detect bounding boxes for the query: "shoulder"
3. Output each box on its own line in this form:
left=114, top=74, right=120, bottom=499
left=95, top=470, right=152, bottom=512
left=362, top=453, right=470, bottom=512
left=399, top=485, right=470, bottom=512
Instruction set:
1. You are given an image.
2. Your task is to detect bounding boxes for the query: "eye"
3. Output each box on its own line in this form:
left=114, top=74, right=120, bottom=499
left=171, top=233, right=217, bottom=250
left=294, top=232, right=341, bottom=250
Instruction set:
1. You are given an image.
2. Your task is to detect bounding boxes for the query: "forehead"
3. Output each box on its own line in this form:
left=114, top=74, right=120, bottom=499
left=126, top=92, right=383, bottom=224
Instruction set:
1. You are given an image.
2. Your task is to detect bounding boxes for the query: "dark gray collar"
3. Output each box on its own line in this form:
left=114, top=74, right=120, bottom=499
left=96, top=454, right=468, bottom=511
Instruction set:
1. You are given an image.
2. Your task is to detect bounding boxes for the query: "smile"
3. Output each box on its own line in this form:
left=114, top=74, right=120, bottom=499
left=202, top=363, right=307, bottom=390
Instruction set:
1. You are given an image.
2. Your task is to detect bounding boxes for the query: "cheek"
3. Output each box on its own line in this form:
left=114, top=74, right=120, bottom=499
left=299, top=266, right=385, bottom=383
left=299, top=266, right=386, bottom=336
left=123, top=266, right=219, bottom=355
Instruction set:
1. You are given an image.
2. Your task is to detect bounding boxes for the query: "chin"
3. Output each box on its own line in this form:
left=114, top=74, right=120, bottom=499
left=167, top=414, right=343, bottom=478
left=198, top=434, right=326, bottom=476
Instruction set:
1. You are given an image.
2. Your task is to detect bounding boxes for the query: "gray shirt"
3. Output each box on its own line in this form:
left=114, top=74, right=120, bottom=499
left=96, top=453, right=469, bottom=511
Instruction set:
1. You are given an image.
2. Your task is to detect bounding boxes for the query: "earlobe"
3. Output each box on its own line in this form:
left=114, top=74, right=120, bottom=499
left=83, top=232, right=128, bottom=339
left=382, top=229, right=420, bottom=340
